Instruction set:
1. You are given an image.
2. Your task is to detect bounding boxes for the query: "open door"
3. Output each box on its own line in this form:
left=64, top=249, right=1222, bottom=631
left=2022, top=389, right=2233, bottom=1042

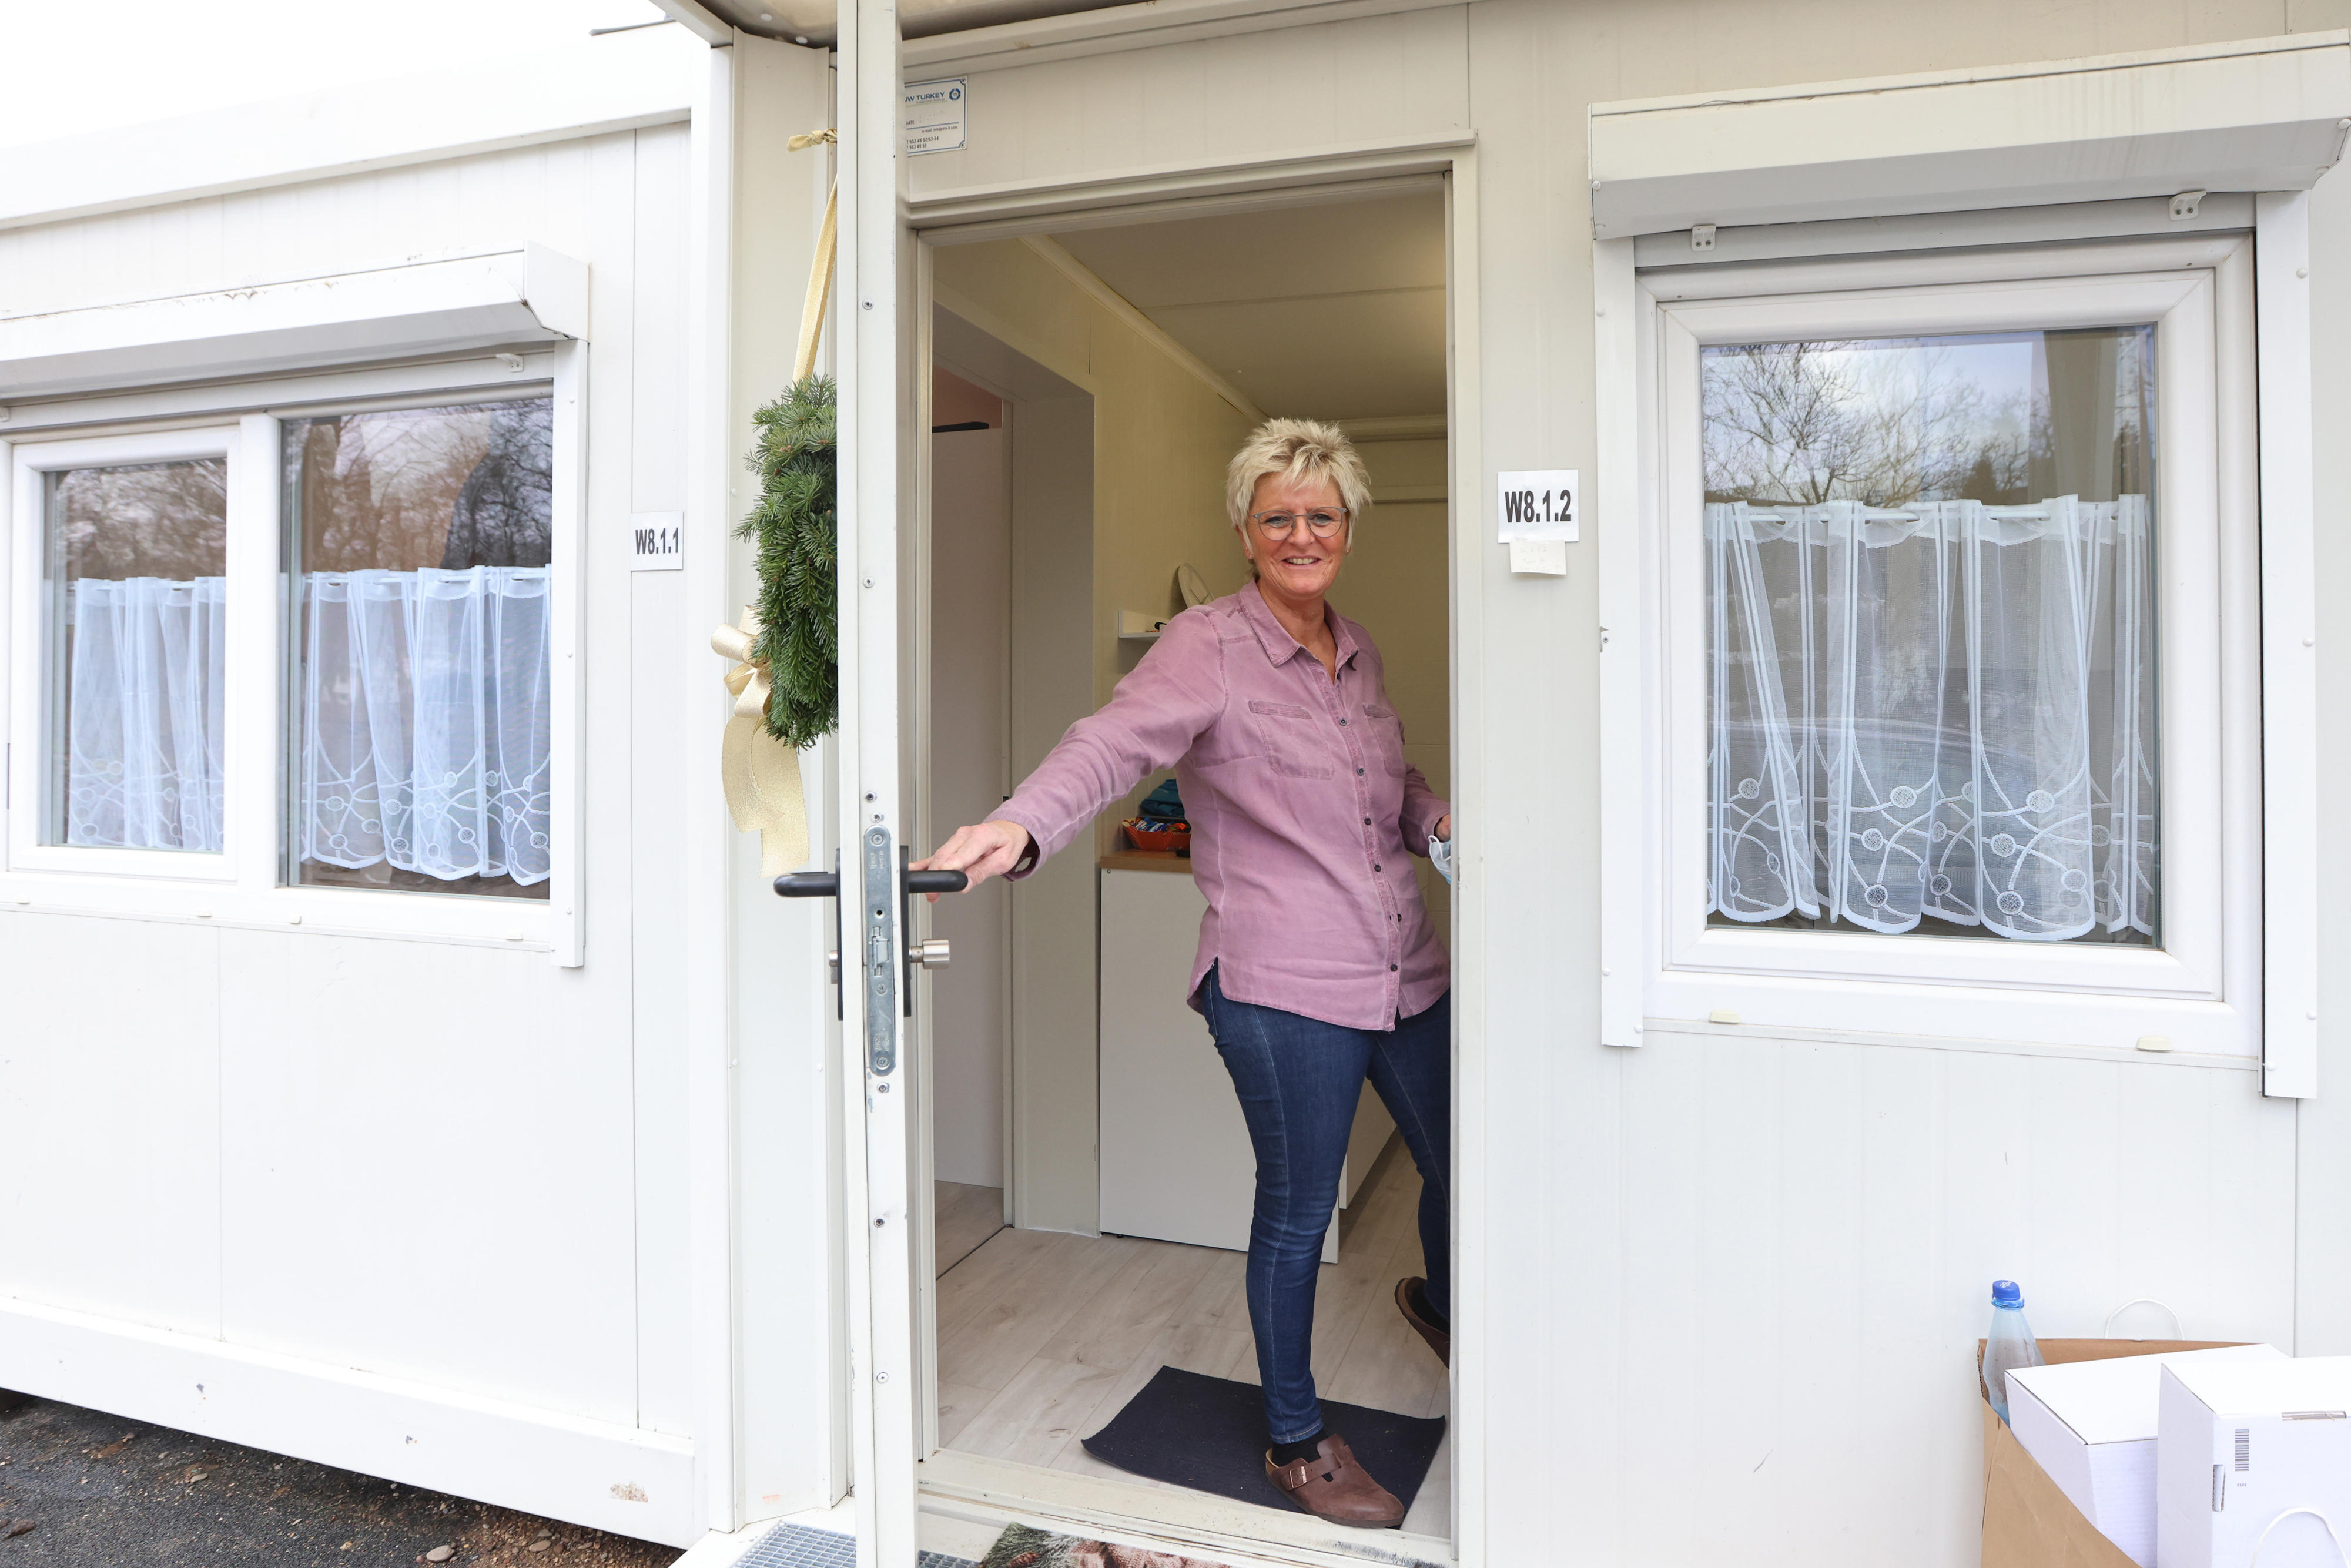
left=835, top=0, right=925, bottom=1562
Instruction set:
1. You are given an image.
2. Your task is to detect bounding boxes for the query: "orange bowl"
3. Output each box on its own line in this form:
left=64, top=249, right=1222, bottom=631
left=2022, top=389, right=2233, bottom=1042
left=1122, top=817, right=1191, bottom=854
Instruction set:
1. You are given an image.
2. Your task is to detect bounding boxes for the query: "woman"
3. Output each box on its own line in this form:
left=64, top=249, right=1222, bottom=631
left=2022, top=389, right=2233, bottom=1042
left=918, top=420, right=1451, bottom=1530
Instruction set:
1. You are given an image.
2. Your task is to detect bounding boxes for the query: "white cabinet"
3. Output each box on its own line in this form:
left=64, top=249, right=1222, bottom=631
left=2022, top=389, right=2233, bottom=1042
left=1096, top=865, right=1394, bottom=1262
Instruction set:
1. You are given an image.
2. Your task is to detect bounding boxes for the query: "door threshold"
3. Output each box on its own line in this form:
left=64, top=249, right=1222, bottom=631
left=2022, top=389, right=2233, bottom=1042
left=919, top=1449, right=1455, bottom=1568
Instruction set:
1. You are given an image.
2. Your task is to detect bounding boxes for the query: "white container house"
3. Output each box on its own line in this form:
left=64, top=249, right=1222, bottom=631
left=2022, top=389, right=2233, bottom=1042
left=4, top=5, right=2351, bottom=1567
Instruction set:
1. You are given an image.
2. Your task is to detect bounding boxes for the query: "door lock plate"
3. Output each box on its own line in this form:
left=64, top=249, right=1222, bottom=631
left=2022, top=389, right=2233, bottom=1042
left=863, top=827, right=900, bottom=1074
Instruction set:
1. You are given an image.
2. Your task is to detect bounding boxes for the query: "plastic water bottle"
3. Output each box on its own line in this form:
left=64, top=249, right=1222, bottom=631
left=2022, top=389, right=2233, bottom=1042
left=1982, top=1279, right=2045, bottom=1425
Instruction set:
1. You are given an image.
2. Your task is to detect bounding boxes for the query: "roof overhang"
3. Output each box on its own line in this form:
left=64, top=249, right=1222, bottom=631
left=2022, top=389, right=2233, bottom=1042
left=1590, top=31, right=2351, bottom=237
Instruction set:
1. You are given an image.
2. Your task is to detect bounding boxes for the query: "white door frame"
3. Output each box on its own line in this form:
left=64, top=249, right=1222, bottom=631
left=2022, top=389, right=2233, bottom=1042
left=870, top=134, right=1488, bottom=1568
left=838, top=0, right=924, bottom=1564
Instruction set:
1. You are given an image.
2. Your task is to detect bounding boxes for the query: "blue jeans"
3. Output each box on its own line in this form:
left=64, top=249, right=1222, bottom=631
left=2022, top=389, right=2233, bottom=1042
left=1198, top=964, right=1451, bottom=1445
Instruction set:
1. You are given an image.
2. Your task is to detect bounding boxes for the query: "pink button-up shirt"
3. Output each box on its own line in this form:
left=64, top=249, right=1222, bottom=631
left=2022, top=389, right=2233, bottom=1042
left=995, top=582, right=1449, bottom=1031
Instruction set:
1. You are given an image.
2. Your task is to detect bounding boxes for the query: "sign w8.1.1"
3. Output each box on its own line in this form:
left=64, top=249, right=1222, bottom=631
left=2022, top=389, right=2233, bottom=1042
left=628, top=512, right=684, bottom=571
left=1495, top=470, right=1579, bottom=542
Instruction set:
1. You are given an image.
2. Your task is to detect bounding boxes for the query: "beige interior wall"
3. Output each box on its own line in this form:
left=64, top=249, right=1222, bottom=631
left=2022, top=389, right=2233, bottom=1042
left=1337, top=435, right=1452, bottom=935
left=932, top=366, right=1003, bottom=429
left=934, top=237, right=1254, bottom=1235
left=1002, top=397, right=1098, bottom=1234
left=930, top=239, right=1459, bottom=1229
left=932, top=242, right=1455, bottom=869
left=932, top=239, right=1260, bottom=857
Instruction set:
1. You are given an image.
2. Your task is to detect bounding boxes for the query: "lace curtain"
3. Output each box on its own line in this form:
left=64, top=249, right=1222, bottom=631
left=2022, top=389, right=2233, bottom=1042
left=63, top=567, right=552, bottom=885
left=297, top=565, right=554, bottom=885
left=1707, top=496, right=2156, bottom=943
left=65, top=577, right=227, bottom=850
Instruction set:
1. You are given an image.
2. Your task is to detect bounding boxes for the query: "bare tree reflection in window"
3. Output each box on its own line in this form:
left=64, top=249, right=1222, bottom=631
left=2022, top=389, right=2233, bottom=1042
left=1700, top=329, right=2159, bottom=946
left=282, top=399, right=554, bottom=900
left=45, top=459, right=229, bottom=850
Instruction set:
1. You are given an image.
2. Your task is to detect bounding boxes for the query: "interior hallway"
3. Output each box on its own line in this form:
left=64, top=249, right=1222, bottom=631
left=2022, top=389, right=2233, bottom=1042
left=930, top=1140, right=1451, bottom=1539
left=936, top=1181, right=1006, bottom=1276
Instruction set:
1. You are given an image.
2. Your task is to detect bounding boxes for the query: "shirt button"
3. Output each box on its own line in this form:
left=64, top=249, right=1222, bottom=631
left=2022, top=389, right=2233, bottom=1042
left=1357, top=768, right=1365, bottom=776
left=1374, top=864, right=1382, bottom=872
left=1339, top=718, right=1349, bottom=726
left=1389, top=964, right=1399, bottom=972
left=1363, top=817, right=1371, bottom=825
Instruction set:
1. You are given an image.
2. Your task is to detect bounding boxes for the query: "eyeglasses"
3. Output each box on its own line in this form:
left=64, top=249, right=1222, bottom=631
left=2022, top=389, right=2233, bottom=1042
left=1248, top=508, right=1351, bottom=541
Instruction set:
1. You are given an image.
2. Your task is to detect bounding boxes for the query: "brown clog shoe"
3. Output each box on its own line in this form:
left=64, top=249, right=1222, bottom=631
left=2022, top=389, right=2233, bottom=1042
left=1396, top=1276, right=1449, bottom=1367
left=1263, top=1434, right=1404, bottom=1529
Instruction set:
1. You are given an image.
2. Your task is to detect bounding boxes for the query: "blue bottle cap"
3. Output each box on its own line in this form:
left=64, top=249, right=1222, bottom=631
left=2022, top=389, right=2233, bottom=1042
left=1991, top=1280, right=2022, bottom=1307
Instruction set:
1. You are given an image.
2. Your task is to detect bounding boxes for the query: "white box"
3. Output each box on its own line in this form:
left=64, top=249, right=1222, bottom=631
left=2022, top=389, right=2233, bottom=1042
left=2007, top=1346, right=2285, bottom=1566
left=2158, top=1357, right=2351, bottom=1568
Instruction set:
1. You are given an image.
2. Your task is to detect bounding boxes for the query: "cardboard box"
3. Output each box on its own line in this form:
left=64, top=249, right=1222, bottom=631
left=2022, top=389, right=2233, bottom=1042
left=2156, top=1357, right=2351, bottom=1568
left=1982, top=1341, right=2245, bottom=1568
left=2007, top=1345, right=2286, bottom=1566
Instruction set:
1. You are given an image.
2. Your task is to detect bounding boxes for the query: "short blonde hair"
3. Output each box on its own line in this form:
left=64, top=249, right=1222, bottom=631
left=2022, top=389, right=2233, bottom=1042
left=1224, top=418, right=1371, bottom=532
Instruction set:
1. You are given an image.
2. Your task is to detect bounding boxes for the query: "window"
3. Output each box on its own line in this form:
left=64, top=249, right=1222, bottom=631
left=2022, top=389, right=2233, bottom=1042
left=1610, top=239, right=2260, bottom=1055
left=8, top=427, right=247, bottom=884
left=6, top=350, right=582, bottom=956
left=1703, top=327, right=2158, bottom=947
left=44, top=457, right=229, bottom=853
left=283, top=400, right=555, bottom=901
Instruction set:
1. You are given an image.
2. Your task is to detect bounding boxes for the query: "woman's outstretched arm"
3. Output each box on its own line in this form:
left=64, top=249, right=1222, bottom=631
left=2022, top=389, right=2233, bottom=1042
left=915, top=609, right=1225, bottom=896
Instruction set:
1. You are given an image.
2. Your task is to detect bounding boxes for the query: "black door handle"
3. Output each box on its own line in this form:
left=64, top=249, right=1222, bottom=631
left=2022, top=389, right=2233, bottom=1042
left=775, top=852, right=846, bottom=1019
left=773, top=853, right=969, bottom=1021
left=775, top=866, right=967, bottom=897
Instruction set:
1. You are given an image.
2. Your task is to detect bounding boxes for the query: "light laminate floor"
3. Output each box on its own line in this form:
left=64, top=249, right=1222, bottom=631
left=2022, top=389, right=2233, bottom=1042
left=935, top=1182, right=1006, bottom=1277
left=931, top=1140, right=1451, bottom=1539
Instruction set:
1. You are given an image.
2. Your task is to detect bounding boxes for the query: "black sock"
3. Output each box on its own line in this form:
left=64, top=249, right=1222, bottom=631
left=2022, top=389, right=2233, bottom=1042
left=1411, top=1281, right=1450, bottom=1335
left=1268, top=1428, right=1326, bottom=1465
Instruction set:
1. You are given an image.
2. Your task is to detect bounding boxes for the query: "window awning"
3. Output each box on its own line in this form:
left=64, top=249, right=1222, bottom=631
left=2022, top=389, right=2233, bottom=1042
left=1589, top=32, right=2351, bottom=238
left=0, top=246, right=587, bottom=401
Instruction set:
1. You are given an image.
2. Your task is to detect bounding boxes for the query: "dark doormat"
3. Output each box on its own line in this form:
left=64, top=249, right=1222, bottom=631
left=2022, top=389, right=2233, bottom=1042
left=1080, top=1366, right=1446, bottom=1517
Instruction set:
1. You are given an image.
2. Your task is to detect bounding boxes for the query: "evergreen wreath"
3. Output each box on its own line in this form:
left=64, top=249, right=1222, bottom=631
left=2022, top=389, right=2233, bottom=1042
left=736, top=376, right=839, bottom=748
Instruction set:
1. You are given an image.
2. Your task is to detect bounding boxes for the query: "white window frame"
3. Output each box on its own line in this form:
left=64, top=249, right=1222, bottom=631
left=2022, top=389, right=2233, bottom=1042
left=0, top=347, right=585, bottom=961
left=6, top=424, right=253, bottom=883
left=1606, top=234, right=2261, bottom=1057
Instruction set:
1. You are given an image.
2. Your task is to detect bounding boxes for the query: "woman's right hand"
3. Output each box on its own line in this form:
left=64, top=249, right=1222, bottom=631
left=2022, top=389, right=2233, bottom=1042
left=913, top=819, right=1033, bottom=900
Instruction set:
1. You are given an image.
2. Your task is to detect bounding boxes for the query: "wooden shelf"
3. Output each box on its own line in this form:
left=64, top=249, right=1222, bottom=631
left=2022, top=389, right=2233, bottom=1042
left=1099, top=850, right=1194, bottom=874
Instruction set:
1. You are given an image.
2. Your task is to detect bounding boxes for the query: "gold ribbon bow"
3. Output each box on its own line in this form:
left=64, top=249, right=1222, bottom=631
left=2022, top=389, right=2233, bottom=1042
left=712, top=607, right=809, bottom=878
left=709, top=126, right=839, bottom=879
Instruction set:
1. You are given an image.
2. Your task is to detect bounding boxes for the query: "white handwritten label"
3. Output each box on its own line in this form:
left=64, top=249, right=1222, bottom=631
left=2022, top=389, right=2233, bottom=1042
left=628, top=511, right=684, bottom=571
left=905, top=78, right=967, bottom=155
left=1496, top=470, right=1579, bottom=543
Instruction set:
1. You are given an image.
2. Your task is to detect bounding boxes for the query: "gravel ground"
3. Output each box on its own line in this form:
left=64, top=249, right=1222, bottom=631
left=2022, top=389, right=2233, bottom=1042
left=0, top=1390, right=682, bottom=1567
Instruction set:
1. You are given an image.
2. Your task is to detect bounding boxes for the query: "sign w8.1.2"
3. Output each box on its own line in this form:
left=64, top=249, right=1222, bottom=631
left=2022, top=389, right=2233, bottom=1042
left=1495, top=470, right=1579, bottom=542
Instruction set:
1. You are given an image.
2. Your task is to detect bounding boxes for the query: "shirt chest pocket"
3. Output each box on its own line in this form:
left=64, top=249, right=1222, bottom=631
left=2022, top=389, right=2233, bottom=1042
left=1363, top=703, right=1411, bottom=777
left=1246, top=699, right=1336, bottom=780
